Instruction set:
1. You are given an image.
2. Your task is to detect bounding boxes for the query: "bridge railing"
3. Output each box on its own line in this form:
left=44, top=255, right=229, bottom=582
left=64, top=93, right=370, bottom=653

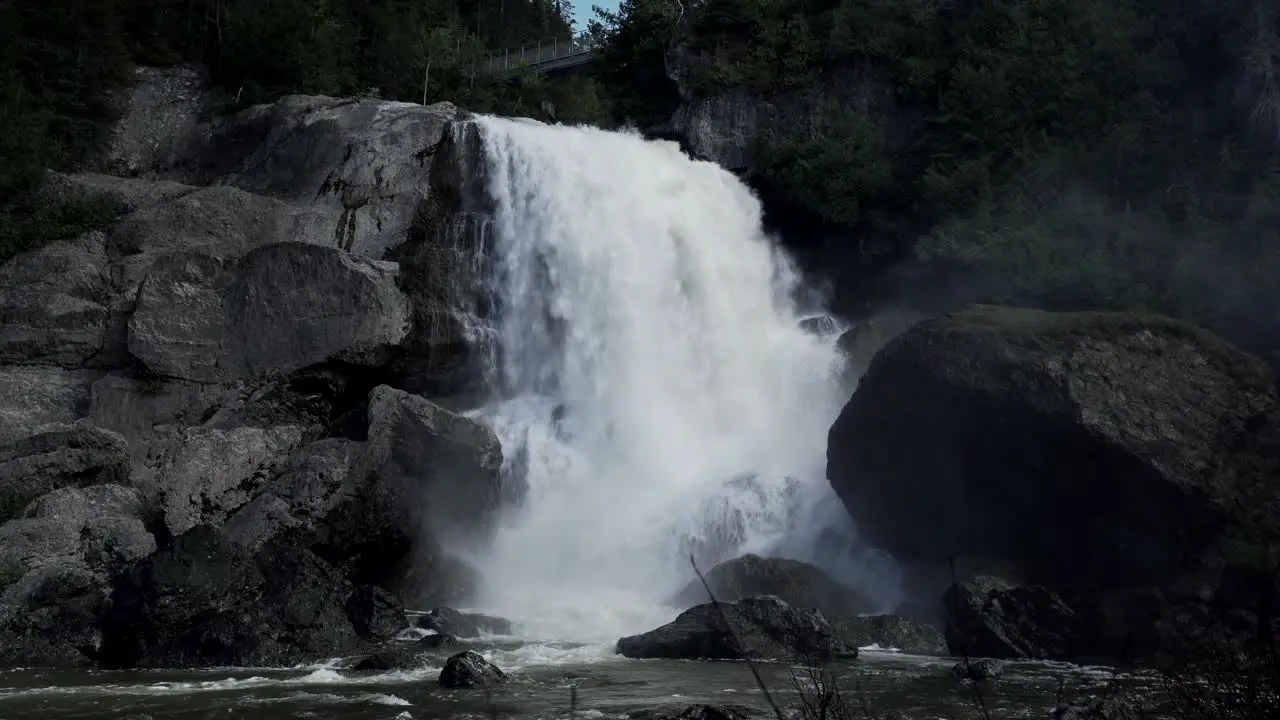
left=482, top=32, right=596, bottom=75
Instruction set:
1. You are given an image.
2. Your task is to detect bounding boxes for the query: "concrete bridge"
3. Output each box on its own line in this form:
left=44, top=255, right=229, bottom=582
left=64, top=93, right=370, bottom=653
left=482, top=32, right=595, bottom=79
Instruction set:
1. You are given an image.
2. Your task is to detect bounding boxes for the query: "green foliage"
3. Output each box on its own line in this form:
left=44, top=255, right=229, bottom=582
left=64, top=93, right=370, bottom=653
left=587, top=0, right=682, bottom=127
left=586, top=0, right=1280, bottom=339
left=755, top=113, right=891, bottom=228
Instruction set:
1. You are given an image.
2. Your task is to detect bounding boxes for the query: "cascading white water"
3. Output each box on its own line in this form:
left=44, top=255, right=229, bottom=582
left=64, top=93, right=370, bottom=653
left=465, top=116, right=865, bottom=646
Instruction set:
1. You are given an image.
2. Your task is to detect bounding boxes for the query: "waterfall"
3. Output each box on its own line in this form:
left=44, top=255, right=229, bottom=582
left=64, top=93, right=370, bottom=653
left=460, top=116, right=880, bottom=644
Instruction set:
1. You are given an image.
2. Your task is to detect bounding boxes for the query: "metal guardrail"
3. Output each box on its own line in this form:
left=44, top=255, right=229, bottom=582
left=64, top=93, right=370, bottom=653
left=482, top=32, right=596, bottom=75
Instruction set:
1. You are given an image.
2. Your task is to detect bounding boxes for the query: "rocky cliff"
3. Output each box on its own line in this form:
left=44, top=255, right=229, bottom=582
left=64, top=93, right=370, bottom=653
left=0, top=67, right=510, bottom=668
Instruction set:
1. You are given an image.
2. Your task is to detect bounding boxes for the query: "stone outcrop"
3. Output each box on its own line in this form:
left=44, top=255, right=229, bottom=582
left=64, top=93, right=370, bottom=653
left=0, top=66, right=509, bottom=669
left=616, top=595, right=856, bottom=661
left=666, top=554, right=872, bottom=617
left=828, top=304, right=1280, bottom=661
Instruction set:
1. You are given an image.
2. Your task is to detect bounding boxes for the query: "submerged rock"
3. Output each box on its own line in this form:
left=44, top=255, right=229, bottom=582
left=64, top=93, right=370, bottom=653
left=616, top=594, right=855, bottom=661
left=667, top=554, right=872, bottom=616
left=438, top=650, right=507, bottom=688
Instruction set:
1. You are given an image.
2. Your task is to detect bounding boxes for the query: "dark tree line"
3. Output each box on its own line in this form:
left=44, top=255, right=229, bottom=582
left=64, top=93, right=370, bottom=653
left=0, top=0, right=608, bottom=259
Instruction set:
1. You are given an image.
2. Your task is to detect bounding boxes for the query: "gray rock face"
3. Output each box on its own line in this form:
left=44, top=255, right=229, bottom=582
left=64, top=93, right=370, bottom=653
left=0, top=68, right=501, bottom=669
left=222, top=438, right=359, bottom=551
left=99, top=65, right=209, bottom=177
left=182, top=97, right=461, bottom=259
left=0, top=368, right=99, bottom=446
left=0, top=423, right=129, bottom=521
left=128, top=243, right=409, bottom=382
left=0, top=232, right=113, bottom=368
left=359, top=385, right=503, bottom=549
left=134, top=424, right=306, bottom=538
left=616, top=595, right=855, bottom=661
left=666, top=36, right=908, bottom=173
left=828, top=305, right=1280, bottom=592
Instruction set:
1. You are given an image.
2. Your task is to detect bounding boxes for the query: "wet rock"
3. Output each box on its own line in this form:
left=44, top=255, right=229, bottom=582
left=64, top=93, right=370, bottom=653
left=99, top=527, right=367, bottom=668
left=0, top=423, right=129, bottom=521
left=667, top=554, right=872, bottom=617
left=828, top=614, right=946, bottom=655
left=417, top=607, right=512, bottom=636
left=438, top=650, right=507, bottom=688
left=221, top=438, right=358, bottom=551
left=616, top=594, right=855, bottom=661
left=128, top=243, right=410, bottom=383
left=184, top=98, right=461, bottom=259
left=41, top=171, right=195, bottom=213
left=416, top=632, right=465, bottom=652
left=951, top=658, right=1004, bottom=681
left=347, top=584, right=408, bottom=642
left=943, top=576, right=1091, bottom=661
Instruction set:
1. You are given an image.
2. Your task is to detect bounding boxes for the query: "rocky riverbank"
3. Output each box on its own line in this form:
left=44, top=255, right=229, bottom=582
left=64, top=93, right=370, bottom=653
left=0, top=67, right=507, bottom=668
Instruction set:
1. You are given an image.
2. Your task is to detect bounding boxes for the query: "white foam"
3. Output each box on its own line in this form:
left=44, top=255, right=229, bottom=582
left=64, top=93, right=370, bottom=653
left=0, top=666, right=441, bottom=699
left=467, top=117, right=853, bottom=646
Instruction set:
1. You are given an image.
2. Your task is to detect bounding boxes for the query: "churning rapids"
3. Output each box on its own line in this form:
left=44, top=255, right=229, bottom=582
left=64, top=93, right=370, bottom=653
left=0, top=118, right=1148, bottom=719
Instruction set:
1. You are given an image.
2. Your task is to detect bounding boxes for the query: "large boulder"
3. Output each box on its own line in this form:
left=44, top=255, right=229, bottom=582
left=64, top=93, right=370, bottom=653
left=828, top=306, right=1280, bottom=593
left=128, top=243, right=410, bottom=382
left=175, top=95, right=462, bottom=260
left=349, top=385, right=503, bottom=549
left=616, top=595, right=855, bottom=661
left=667, top=554, right=872, bottom=616
left=98, top=526, right=370, bottom=668
left=0, top=484, right=155, bottom=668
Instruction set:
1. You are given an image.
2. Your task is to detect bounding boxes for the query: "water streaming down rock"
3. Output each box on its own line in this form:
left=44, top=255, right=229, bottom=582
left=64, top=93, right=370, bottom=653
left=461, top=116, right=877, bottom=643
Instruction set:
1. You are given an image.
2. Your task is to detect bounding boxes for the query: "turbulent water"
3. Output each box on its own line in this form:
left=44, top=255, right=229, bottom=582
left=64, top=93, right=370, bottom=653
left=460, top=116, right=885, bottom=645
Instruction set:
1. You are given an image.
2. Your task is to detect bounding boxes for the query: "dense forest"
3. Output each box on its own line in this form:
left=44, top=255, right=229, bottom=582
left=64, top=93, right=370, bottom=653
left=3, top=0, right=1279, bottom=354
left=593, top=0, right=1280, bottom=353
